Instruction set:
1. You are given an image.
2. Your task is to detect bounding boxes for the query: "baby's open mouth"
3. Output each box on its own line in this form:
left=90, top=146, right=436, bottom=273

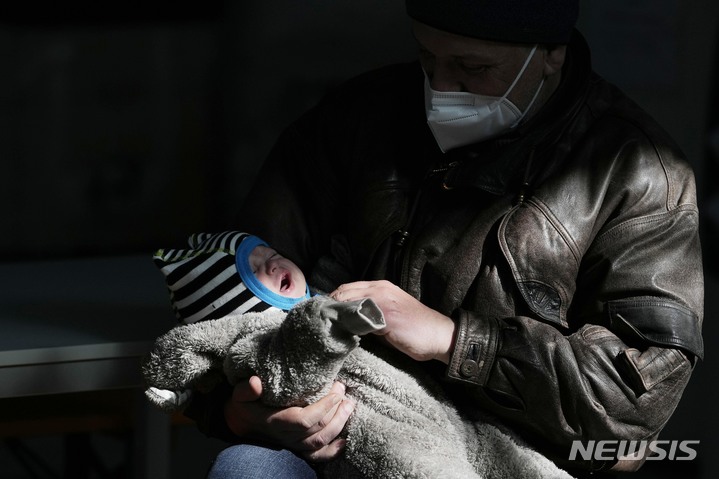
left=280, top=273, right=291, bottom=292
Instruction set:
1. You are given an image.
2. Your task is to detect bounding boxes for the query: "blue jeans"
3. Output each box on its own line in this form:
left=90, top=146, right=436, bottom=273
left=207, top=444, right=317, bottom=479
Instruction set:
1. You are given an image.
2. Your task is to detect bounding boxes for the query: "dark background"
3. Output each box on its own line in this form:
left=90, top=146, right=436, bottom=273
left=1, top=1, right=717, bottom=477
left=0, top=1, right=419, bottom=260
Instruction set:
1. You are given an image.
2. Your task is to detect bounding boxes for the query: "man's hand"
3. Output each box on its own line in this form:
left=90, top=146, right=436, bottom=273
left=330, top=280, right=456, bottom=363
left=224, top=376, right=354, bottom=462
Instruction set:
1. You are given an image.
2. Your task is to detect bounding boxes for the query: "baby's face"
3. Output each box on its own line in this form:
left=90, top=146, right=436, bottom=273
left=249, top=245, right=307, bottom=298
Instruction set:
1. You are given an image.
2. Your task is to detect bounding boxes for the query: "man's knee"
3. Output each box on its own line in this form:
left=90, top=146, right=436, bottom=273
left=207, top=444, right=316, bottom=479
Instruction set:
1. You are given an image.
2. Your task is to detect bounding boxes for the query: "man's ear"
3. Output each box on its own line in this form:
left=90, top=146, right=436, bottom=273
left=543, top=45, right=567, bottom=77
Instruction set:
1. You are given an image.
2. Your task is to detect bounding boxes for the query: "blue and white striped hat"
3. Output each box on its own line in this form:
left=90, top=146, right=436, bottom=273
left=154, top=231, right=310, bottom=324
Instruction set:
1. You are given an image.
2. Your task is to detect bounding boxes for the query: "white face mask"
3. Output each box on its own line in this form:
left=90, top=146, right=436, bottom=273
left=424, top=44, right=544, bottom=153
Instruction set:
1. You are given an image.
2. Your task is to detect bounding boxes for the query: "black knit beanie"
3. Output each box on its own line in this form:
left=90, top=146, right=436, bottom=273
left=405, top=0, right=579, bottom=44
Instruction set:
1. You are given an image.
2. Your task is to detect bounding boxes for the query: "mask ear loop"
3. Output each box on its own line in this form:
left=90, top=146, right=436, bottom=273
left=501, top=44, right=539, bottom=100
left=502, top=44, right=543, bottom=128
left=511, top=77, right=544, bottom=128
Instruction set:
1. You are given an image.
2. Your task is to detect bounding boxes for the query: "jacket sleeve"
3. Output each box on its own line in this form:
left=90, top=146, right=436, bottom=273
left=445, top=174, right=703, bottom=473
left=448, top=311, right=695, bottom=472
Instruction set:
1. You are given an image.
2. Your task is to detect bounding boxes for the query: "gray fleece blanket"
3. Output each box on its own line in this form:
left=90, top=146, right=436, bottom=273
left=142, top=295, right=573, bottom=479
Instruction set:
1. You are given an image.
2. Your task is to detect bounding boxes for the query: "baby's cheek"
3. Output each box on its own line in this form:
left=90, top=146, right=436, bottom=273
left=255, top=273, right=275, bottom=292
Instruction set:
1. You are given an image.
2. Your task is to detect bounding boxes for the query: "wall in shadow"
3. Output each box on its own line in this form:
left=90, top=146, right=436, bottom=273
left=0, top=2, right=416, bottom=260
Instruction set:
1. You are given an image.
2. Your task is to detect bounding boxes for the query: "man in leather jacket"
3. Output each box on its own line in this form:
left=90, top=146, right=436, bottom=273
left=194, top=1, right=704, bottom=477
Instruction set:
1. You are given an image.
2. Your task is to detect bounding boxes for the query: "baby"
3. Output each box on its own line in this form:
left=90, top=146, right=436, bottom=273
left=148, top=231, right=318, bottom=408
left=146, top=231, right=383, bottom=410
left=143, top=231, right=574, bottom=479
left=154, top=231, right=312, bottom=324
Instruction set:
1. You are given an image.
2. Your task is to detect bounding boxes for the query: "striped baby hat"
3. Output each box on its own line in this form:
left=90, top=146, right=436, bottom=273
left=154, top=231, right=278, bottom=324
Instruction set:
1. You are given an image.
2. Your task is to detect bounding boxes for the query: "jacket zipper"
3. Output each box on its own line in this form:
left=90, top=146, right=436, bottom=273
left=393, top=161, right=459, bottom=289
left=515, top=148, right=536, bottom=205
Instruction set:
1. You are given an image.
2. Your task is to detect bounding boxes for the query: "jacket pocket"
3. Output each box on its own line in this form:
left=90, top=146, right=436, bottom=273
left=498, top=199, right=580, bottom=328
left=618, top=347, right=689, bottom=396
left=607, top=297, right=704, bottom=360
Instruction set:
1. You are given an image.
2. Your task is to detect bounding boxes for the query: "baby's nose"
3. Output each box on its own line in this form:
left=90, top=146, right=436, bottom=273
left=266, top=259, right=279, bottom=274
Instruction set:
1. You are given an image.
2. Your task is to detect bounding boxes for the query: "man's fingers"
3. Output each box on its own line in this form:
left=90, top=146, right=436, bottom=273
left=314, top=382, right=347, bottom=429
left=331, top=282, right=372, bottom=301
left=328, top=381, right=346, bottom=395
left=334, top=281, right=372, bottom=291
left=300, top=399, right=355, bottom=450
left=296, top=382, right=347, bottom=437
left=331, top=280, right=397, bottom=302
left=225, top=377, right=265, bottom=438
left=302, top=438, right=348, bottom=463
left=228, top=379, right=353, bottom=457
left=293, top=381, right=343, bottom=428
left=297, top=393, right=344, bottom=430
left=231, top=376, right=263, bottom=403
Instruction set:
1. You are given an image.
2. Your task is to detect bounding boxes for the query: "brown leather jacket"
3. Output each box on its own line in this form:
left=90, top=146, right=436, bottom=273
left=230, top=30, right=703, bottom=474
